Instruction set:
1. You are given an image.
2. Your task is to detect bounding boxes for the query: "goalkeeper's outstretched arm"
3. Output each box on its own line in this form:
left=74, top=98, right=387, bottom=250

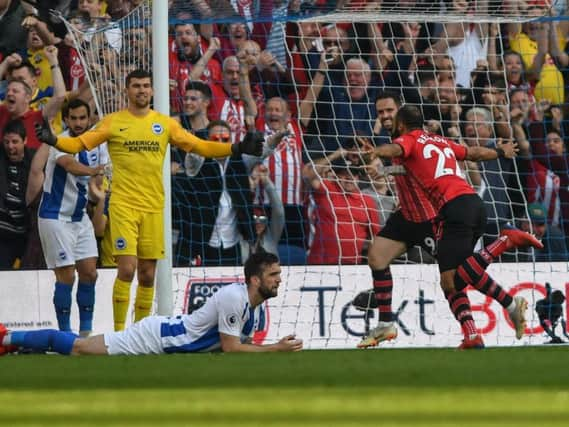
left=36, top=118, right=110, bottom=153
left=169, top=119, right=263, bottom=157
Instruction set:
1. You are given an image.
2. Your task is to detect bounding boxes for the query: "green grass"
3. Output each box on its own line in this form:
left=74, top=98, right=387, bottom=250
left=2, top=347, right=568, bottom=426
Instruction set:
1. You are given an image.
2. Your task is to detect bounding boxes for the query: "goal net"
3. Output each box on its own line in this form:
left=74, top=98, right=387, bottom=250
left=60, top=0, right=569, bottom=347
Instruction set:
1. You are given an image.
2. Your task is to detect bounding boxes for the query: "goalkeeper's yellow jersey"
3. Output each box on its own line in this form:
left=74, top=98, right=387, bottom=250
left=60, top=109, right=231, bottom=212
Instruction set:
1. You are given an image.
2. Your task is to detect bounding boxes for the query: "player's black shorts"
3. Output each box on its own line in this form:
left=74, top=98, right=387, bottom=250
left=378, top=210, right=437, bottom=257
left=437, top=194, right=486, bottom=272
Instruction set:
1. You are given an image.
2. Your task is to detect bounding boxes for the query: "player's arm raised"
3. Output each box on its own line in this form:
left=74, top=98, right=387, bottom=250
left=220, top=333, right=303, bottom=353
left=464, top=139, right=518, bottom=162
left=373, top=143, right=404, bottom=159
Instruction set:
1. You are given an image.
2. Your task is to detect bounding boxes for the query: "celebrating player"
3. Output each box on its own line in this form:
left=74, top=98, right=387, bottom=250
left=358, top=91, right=480, bottom=350
left=370, top=105, right=543, bottom=348
left=35, top=69, right=264, bottom=331
left=0, top=252, right=303, bottom=355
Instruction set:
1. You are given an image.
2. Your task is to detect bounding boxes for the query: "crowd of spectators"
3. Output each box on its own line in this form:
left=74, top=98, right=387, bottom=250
left=1, top=0, right=568, bottom=271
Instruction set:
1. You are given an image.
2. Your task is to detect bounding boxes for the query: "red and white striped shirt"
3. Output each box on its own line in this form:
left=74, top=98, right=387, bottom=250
left=527, top=159, right=561, bottom=226
left=210, top=84, right=246, bottom=144
left=258, top=120, right=304, bottom=206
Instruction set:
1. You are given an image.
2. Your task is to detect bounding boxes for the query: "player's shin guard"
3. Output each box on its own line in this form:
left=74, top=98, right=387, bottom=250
left=444, top=289, right=477, bottom=338
left=372, top=268, right=394, bottom=322
left=53, top=282, right=73, bottom=332
left=455, top=255, right=513, bottom=309
left=76, top=282, right=95, bottom=335
left=113, top=278, right=131, bottom=331
left=134, top=283, right=154, bottom=322
left=9, top=330, right=76, bottom=355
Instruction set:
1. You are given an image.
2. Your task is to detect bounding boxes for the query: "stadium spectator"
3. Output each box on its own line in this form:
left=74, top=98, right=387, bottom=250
left=462, top=107, right=519, bottom=243
left=0, top=119, right=35, bottom=269
left=0, top=252, right=303, bottom=355
left=361, top=157, right=397, bottom=228
left=527, top=125, right=569, bottom=247
left=77, top=0, right=122, bottom=54
left=168, top=22, right=221, bottom=113
left=428, top=76, right=463, bottom=137
left=370, top=105, right=543, bottom=348
left=120, top=25, right=151, bottom=76
left=240, top=164, right=285, bottom=262
left=3, top=55, right=70, bottom=135
left=172, top=81, right=212, bottom=266
left=508, top=1, right=566, bottom=105
left=428, top=1, right=490, bottom=88
left=37, top=99, right=106, bottom=336
left=255, top=96, right=306, bottom=258
left=183, top=120, right=256, bottom=266
left=17, top=14, right=63, bottom=95
left=286, top=19, right=322, bottom=116
left=0, top=47, right=66, bottom=149
left=106, top=0, right=145, bottom=19
left=519, top=202, right=568, bottom=262
left=300, top=53, right=379, bottom=156
left=303, top=153, right=380, bottom=265
left=35, top=69, right=263, bottom=330
left=209, top=56, right=248, bottom=144
left=0, top=0, right=28, bottom=58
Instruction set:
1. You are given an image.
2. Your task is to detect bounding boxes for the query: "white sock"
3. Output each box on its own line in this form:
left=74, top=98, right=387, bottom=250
left=377, top=321, right=393, bottom=328
left=2, top=334, right=10, bottom=346
left=506, top=300, right=516, bottom=313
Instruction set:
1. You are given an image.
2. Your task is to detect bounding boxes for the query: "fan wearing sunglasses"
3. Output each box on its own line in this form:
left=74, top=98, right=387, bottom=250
left=183, top=120, right=259, bottom=266
left=240, top=164, right=285, bottom=263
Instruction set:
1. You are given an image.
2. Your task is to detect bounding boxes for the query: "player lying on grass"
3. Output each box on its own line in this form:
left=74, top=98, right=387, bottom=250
left=0, top=252, right=303, bottom=355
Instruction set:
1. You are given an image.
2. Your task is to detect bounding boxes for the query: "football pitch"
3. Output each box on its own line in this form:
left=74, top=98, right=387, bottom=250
left=2, top=347, right=568, bottom=427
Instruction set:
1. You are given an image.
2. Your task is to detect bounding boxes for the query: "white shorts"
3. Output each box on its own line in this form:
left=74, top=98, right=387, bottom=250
left=104, top=315, right=167, bottom=355
left=38, top=216, right=98, bottom=269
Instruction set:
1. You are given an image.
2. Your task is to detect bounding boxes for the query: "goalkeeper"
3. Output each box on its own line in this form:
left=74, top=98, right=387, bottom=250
left=36, top=69, right=264, bottom=332
left=0, top=252, right=303, bottom=355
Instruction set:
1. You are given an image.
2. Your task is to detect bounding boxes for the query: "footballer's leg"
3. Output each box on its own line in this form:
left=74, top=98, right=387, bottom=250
left=52, top=266, right=75, bottom=332
left=437, top=202, right=483, bottom=349
left=38, top=218, right=75, bottom=332
left=74, top=217, right=99, bottom=337
left=357, top=233, right=406, bottom=348
left=453, top=198, right=529, bottom=339
left=110, top=204, right=140, bottom=331
left=134, top=210, right=163, bottom=322
left=114, top=255, right=137, bottom=330
left=1, top=324, right=77, bottom=355
left=135, top=259, right=157, bottom=322
left=76, top=257, right=98, bottom=337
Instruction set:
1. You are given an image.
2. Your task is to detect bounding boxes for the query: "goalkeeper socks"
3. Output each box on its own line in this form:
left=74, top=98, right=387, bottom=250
left=134, top=283, right=155, bottom=322
left=76, top=282, right=96, bottom=335
left=9, top=330, right=76, bottom=355
left=53, top=282, right=73, bottom=332
left=445, top=289, right=477, bottom=338
left=113, top=278, right=132, bottom=331
left=372, top=268, right=393, bottom=322
left=455, top=254, right=514, bottom=309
